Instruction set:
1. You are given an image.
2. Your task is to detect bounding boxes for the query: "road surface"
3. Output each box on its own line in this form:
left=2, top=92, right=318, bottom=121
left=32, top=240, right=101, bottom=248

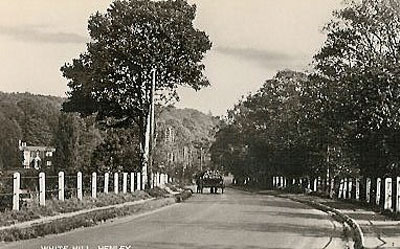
left=1, top=188, right=347, bottom=249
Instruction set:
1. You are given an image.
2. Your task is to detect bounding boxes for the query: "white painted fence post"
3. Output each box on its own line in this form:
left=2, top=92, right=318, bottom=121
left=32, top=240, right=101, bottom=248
left=92, top=172, right=97, bottom=199
left=39, top=172, right=45, bottom=206
left=376, top=178, right=381, bottom=205
left=137, top=172, right=141, bottom=190
left=142, top=171, right=146, bottom=190
left=130, top=172, right=135, bottom=192
left=13, top=172, right=20, bottom=211
left=384, top=177, right=392, bottom=211
left=355, top=178, right=360, bottom=200
left=366, top=178, right=371, bottom=203
left=160, top=173, right=165, bottom=186
left=77, top=172, right=83, bottom=200
left=348, top=178, right=353, bottom=199
left=396, top=177, right=400, bottom=213
left=338, top=179, right=343, bottom=199
left=58, top=171, right=64, bottom=201
left=280, top=176, right=284, bottom=188
left=104, top=173, right=109, bottom=194
left=114, top=172, right=119, bottom=194
left=272, top=176, right=276, bottom=188
left=313, top=178, right=317, bottom=192
left=343, top=178, right=348, bottom=199
left=123, top=172, right=128, bottom=194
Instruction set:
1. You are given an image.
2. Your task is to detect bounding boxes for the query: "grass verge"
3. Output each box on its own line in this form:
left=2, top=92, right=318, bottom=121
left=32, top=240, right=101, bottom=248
left=0, top=185, right=192, bottom=242
left=0, top=197, right=174, bottom=242
left=0, top=191, right=152, bottom=228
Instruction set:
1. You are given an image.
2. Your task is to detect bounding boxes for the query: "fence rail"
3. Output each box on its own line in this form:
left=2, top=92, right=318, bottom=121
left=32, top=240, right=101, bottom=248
left=4, top=171, right=171, bottom=211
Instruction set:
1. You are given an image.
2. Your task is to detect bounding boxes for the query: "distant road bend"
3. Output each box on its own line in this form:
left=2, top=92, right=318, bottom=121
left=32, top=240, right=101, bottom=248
left=3, top=188, right=347, bottom=249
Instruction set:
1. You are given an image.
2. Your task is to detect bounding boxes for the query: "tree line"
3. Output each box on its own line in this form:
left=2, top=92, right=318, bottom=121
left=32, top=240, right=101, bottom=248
left=0, top=92, right=217, bottom=179
left=210, top=0, right=400, bottom=185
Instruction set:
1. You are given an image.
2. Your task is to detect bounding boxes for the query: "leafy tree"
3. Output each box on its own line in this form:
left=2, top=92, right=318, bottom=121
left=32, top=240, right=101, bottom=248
left=91, top=128, right=140, bottom=174
left=61, top=0, right=211, bottom=187
left=53, top=113, right=103, bottom=175
left=211, top=70, right=313, bottom=185
left=313, top=0, right=400, bottom=177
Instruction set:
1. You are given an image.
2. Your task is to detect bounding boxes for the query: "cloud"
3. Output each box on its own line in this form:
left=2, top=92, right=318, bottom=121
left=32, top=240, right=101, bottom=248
left=0, top=25, right=87, bottom=44
left=214, top=46, right=307, bottom=69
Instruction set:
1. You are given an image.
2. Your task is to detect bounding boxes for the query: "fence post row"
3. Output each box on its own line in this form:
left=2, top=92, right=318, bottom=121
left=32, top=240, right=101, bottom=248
left=269, top=175, right=400, bottom=214
left=8, top=170, right=174, bottom=212
left=58, top=171, right=64, bottom=201
left=13, top=172, right=20, bottom=211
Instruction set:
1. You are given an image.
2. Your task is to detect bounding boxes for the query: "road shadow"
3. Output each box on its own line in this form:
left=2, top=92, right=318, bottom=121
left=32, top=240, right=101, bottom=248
left=244, top=210, right=329, bottom=221
left=185, top=198, right=313, bottom=211
left=132, top=240, right=290, bottom=249
left=376, top=224, right=400, bottom=237
left=146, top=220, right=341, bottom=238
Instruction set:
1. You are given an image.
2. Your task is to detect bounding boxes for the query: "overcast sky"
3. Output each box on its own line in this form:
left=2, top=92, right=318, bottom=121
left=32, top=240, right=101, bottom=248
left=0, top=0, right=342, bottom=116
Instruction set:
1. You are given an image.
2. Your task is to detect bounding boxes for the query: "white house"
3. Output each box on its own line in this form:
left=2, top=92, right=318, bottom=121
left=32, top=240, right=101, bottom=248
left=18, top=140, right=56, bottom=170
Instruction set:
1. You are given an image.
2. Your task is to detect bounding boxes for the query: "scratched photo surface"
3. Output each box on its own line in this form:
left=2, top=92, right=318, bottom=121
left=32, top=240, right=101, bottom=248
left=3, top=0, right=399, bottom=249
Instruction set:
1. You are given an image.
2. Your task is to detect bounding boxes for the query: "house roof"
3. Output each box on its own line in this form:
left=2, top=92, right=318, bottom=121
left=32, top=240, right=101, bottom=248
left=20, top=146, right=56, bottom=152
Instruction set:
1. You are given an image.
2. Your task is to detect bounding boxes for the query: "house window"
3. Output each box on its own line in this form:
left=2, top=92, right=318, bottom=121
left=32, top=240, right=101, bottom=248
left=46, top=161, right=52, bottom=166
left=46, top=151, right=53, bottom=157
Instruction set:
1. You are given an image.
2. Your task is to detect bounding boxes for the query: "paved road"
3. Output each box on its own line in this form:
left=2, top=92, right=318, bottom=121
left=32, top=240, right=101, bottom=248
left=2, top=188, right=347, bottom=249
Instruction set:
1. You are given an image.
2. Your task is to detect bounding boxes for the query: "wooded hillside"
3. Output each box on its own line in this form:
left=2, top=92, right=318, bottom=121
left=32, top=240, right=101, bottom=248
left=0, top=92, right=218, bottom=179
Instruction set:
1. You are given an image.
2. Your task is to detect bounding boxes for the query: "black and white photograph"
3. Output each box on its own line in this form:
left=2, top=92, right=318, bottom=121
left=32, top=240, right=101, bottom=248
left=1, top=0, right=400, bottom=248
